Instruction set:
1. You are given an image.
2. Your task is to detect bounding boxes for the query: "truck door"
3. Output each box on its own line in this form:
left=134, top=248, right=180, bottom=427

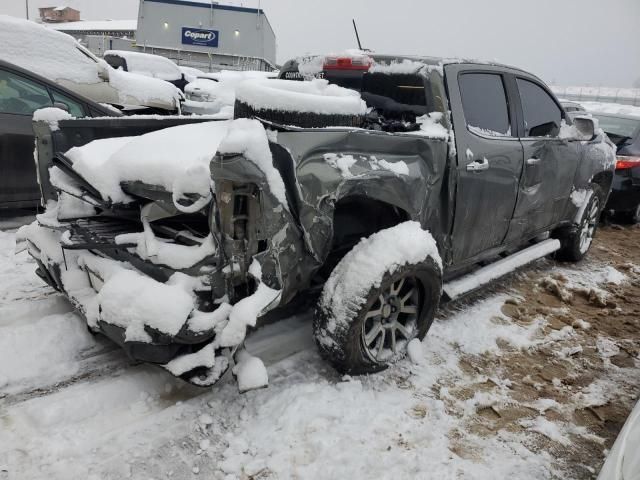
left=445, top=65, right=524, bottom=262
left=504, top=76, right=580, bottom=242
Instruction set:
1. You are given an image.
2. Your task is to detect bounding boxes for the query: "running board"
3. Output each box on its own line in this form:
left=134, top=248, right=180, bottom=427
left=443, top=239, right=561, bottom=301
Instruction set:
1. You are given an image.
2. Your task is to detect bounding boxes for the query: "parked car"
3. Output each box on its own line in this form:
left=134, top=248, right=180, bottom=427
left=183, top=70, right=277, bottom=115
left=0, top=59, right=121, bottom=209
left=598, top=397, right=640, bottom=480
left=20, top=54, right=615, bottom=388
left=103, top=50, right=189, bottom=92
left=584, top=103, right=640, bottom=223
left=0, top=15, right=182, bottom=114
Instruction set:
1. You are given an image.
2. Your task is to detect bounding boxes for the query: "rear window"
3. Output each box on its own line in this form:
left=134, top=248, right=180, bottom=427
left=592, top=115, right=640, bottom=140
left=360, top=73, right=429, bottom=121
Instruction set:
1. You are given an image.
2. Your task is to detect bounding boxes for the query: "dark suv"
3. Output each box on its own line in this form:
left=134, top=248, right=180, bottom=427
left=589, top=111, right=640, bottom=223
left=0, top=60, right=120, bottom=209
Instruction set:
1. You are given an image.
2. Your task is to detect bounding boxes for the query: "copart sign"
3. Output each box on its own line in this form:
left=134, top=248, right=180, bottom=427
left=181, top=27, right=219, bottom=47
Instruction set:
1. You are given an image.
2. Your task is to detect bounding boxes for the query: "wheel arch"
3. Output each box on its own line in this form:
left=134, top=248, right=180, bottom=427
left=315, top=195, right=413, bottom=280
left=591, top=170, right=614, bottom=204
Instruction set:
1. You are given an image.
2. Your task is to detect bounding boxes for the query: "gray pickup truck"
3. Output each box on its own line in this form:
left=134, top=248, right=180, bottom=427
left=21, top=55, right=616, bottom=387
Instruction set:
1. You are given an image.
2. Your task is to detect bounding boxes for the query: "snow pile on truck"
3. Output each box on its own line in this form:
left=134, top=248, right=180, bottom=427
left=65, top=121, right=231, bottom=204
left=236, top=78, right=367, bottom=116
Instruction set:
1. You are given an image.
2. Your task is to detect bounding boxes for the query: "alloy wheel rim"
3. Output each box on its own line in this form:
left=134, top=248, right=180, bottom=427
left=361, top=276, right=421, bottom=363
left=579, top=197, right=599, bottom=254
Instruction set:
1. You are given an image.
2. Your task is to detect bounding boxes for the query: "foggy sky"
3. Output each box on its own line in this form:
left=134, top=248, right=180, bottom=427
left=2, top=0, right=638, bottom=87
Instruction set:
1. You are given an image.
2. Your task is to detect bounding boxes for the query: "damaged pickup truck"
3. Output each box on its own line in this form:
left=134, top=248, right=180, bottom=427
left=19, top=55, right=616, bottom=389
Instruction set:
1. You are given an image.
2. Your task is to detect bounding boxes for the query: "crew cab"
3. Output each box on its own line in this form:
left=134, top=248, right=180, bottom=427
left=19, top=54, right=616, bottom=388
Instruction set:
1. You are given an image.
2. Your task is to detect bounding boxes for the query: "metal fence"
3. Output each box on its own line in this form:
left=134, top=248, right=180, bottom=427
left=551, top=86, right=640, bottom=107
left=84, top=35, right=276, bottom=73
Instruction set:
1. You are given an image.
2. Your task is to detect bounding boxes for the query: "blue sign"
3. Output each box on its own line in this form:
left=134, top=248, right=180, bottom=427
left=181, top=27, right=219, bottom=47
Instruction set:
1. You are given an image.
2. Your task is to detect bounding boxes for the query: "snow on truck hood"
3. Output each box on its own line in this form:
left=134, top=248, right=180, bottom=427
left=66, top=121, right=231, bottom=204
left=64, top=118, right=289, bottom=209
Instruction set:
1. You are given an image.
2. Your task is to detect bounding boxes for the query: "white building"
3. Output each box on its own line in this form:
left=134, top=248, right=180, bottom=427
left=136, top=0, right=276, bottom=71
left=49, top=0, right=277, bottom=72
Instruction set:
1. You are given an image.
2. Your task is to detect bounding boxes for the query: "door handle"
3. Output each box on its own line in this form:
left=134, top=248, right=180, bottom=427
left=526, top=157, right=541, bottom=166
left=466, top=158, right=490, bottom=172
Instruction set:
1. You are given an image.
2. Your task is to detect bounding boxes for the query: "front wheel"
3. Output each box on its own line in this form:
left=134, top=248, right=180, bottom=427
left=555, top=185, right=602, bottom=262
left=313, top=223, right=442, bottom=375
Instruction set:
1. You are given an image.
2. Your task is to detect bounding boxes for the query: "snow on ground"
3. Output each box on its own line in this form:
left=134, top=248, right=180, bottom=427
left=1, top=223, right=639, bottom=479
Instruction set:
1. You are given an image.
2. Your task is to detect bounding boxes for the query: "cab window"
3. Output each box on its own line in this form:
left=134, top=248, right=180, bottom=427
left=458, top=72, right=512, bottom=137
left=517, top=78, right=562, bottom=137
left=0, top=69, right=53, bottom=115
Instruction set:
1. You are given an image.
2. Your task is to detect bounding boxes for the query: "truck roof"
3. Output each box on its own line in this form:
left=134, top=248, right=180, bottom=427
left=282, top=52, right=531, bottom=78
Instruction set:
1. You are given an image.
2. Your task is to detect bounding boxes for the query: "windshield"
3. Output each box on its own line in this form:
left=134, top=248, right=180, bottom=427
left=593, top=114, right=640, bottom=140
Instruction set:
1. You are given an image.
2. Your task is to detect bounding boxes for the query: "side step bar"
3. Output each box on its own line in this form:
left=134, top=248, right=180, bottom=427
left=443, top=239, right=561, bottom=301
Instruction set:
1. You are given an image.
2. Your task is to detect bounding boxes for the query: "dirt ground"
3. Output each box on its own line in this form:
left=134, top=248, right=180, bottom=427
left=440, top=224, right=640, bottom=478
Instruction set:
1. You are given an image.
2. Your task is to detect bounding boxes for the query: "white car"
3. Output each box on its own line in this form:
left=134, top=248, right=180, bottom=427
left=0, top=15, right=182, bottom=113
left=183, top=70, right=277, bottom=116
left=104, top=50, right=188, bottom=92
left=598, top=398, right=640, bottom=480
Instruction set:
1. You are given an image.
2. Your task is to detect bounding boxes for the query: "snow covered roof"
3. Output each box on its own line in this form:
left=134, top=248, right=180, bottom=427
left=48, top=20, right=137, bottom=32
left=292, top=53, right=525, bottom=77
left=0, top=15, right=101, bottom=84
left=144, top=0, right=265, bottom=15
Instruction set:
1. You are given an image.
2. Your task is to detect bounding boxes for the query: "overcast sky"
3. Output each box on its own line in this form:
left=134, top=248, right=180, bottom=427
left=2, top=0, right=638, bottom=87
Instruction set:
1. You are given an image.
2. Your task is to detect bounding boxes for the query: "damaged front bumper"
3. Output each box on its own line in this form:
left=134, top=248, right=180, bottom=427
left=17, top=219, right=271, bottom=387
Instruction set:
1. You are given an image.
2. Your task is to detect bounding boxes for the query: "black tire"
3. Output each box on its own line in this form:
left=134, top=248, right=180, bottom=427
left=314, top=257, right=442, bottom=375
left=555, top=184, right=603, bottom=262
left=234, top=99, right=364, bottom=129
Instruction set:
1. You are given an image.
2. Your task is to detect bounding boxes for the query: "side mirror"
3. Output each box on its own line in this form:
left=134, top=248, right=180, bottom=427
left=572, top=116, right=595, bottom=141
left=52, top=102, right=70, bottom=112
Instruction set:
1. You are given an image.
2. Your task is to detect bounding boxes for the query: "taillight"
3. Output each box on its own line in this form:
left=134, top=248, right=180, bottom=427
left=323, top=56, right=372, bottom=71
left=615, top=156, right=640, bottom=170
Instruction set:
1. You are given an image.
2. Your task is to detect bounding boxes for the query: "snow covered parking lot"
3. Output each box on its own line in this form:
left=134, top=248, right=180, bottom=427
left=0, top=219, right=639, bottom=480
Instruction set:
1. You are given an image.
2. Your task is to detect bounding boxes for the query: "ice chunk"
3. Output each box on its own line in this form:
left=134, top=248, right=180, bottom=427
left=407, top=339, right=424, bottom=365
left=233, top=349, right=268, bottom=393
